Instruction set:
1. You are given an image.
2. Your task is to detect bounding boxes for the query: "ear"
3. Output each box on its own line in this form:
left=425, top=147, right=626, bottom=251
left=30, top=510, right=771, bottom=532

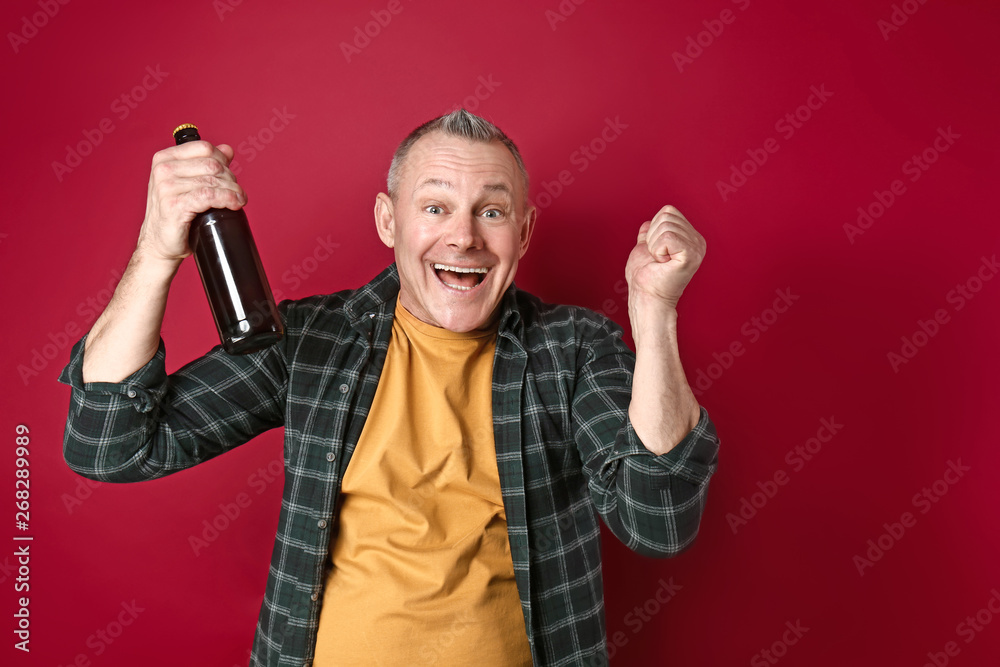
left=374, top=192, right=395, bottom=249
left=518, top=204, right=537, bottom=258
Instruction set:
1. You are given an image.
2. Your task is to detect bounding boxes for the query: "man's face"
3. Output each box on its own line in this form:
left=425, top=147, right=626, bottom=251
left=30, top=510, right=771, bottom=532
left=374, top=131, right=536, bottom=332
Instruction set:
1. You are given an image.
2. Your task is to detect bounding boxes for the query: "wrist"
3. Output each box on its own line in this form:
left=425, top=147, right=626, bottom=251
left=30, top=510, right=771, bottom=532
left=628, top=291, right=679, bottom=345
left=131, top=245, right=184, bottom=282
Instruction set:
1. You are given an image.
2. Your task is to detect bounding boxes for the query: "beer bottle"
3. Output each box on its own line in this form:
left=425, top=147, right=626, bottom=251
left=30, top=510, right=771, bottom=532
left=172, top=124, right=284, bottom=354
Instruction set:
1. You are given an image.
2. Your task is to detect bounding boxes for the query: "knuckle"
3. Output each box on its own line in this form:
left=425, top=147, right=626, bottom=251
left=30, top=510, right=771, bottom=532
left=193, top=186, right=216, bottom=202
left=194, top=174, right=219, bottom=189
left=151, top=161, right=173, bottom=180
left=162, top=193, right=183, bottom=212
left=203, top=156, right=225, bottom=174
left=151, top=149, right=170, bottom=166
left=187, top=139, right=213, bottom=156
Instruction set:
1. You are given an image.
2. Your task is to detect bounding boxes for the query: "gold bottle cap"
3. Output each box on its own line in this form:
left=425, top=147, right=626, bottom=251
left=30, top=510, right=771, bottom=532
left=172, top=123, right=198, bottom=136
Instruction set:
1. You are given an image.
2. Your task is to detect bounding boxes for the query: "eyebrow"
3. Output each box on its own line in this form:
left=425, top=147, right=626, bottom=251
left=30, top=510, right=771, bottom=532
left=414, top=178, right=512, bottom=196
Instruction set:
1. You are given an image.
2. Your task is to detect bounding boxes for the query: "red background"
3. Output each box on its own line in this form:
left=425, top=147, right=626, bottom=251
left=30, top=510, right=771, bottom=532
left=2, top=0, right=999, bottom=665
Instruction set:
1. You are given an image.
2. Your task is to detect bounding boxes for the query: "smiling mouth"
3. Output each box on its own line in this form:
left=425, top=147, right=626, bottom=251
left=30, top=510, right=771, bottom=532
left=433, top=263, right=489, bottom=291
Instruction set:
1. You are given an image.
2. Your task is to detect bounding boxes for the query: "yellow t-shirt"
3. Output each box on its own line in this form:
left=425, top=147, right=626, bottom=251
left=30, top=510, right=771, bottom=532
left=312, top=295, right=533, bottom=666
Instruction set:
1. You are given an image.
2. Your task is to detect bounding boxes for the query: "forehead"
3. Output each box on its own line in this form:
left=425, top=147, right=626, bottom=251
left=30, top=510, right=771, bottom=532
left=400, top=132, right=521, bottom=195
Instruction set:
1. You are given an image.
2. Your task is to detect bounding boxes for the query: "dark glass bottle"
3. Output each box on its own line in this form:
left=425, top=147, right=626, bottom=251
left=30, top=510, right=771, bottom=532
left=172, top=124, right=283, bottom=354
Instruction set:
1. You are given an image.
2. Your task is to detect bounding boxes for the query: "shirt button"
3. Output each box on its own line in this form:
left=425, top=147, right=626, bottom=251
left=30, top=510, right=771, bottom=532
left=326, top=453, right=335, bottom=462
left=126, top=388, right=136, bottom=398
left=318, top=519, right=327, bottom=529
left=310, top=592, right=319, bottom=601
left=339, top=383, right=349, bottom=393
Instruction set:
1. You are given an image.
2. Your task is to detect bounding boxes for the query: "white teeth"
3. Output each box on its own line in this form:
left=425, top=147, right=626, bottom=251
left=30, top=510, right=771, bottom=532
left=433, top=263, right=489, bottom=274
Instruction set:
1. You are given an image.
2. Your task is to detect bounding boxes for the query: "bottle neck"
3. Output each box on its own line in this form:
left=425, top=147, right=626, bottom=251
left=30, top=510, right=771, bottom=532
left=174, top=127, right=201, bottom=145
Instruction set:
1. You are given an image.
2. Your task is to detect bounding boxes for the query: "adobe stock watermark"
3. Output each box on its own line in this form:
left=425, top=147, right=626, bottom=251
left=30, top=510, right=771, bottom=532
left=878, top=0, right=931, bottom=41
left=716, top=84, right=833, bottom=202
left=56, top=600, right=145, bottom=667
left=726, top=416, right=843, bottom=534
left=447, top=75, right=502, bottom=115
left=400, top=426, right=490, bottom=516
left=922, top=588, right=1000, bottom=667
left=51, top=65, right=170, bottom=183
left=750, top=620, right=810, bottom=666
left=61, top=475, right=105, bottom=515
left=416, top=611, right=476, bottom=665
left=592, top=278, right=629, bottom=320
left=225, top=602, right=315, bottom=667
left=0, top=555, right=15, bottom=586
left=590, top=577, right=683, bottom=666
left=213, top=0, right=245, bottom=21
left=527, top=116, right=629, bottom=211
left=340, top=0, right=408, bottom=63
left=7, top=0, right=70, bottom=54
left=853, top=459, right=970, bottom=576
left=672, top=0, right=752, bottom=73
left=531, top=502, right=597, bottom=554
left=690, top=287, right=799, bottom=397
left=843, top=126, right=960, bottom=244
left=545, top=0, right=587, bottom=31
left=886, top=253, right=997, bottom=373
left=187, top=456, right=284, bottom=556
left=279, top=235, right=341, bottom=292
left=18, top=267, right=124, bottom=386
left=228, top=106, right=296, bottom=176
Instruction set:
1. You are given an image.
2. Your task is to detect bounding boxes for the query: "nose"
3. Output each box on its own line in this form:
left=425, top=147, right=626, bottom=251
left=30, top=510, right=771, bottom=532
left=444, top=209, right=483, bottom=251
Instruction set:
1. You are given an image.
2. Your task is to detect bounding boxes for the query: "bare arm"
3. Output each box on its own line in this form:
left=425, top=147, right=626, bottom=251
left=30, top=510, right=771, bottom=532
left=625, top=205, right=707, bottom=455
left=628, top=297, right=700, bottom=455
left=82, top=140, right=246, bottom=383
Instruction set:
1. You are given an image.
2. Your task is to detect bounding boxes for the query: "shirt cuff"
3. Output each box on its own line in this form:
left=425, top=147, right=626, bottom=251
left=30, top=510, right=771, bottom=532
left=57, top=334, right=169, bottom=414
left=614, top=405, right=719, bottom=487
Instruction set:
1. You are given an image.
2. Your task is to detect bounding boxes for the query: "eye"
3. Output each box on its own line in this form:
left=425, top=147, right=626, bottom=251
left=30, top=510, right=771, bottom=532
left=425, top=205, right=443, bottom=215
left=482, top=208, right=503, bottom=219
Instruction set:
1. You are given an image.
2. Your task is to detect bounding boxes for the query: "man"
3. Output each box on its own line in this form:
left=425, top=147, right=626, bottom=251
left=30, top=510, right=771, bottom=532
left=60, top=109, right=719, bottom=666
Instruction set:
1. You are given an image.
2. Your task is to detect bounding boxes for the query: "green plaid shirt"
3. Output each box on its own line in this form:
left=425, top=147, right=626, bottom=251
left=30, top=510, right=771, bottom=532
left=60, top=263, right=719, bottom=666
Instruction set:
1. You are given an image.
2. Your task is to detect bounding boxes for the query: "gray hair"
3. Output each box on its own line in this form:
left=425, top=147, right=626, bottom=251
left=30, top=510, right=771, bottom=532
left=386, top=109, right=530, bottom=205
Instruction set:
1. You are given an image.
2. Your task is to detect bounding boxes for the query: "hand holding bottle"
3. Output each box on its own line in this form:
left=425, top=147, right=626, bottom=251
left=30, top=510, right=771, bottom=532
left=137, top=139, right=247, bottom=265
left=170, top=124, right=283, bottom=354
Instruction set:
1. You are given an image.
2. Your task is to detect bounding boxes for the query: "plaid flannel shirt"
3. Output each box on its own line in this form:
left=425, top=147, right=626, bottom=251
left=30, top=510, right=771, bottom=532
left=59, top=262, right=719, bottom=666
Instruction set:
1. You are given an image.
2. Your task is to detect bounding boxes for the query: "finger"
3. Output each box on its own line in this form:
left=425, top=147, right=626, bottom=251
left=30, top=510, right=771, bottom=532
left=158, top=176, right=247, bottom=212
left=653, top=204, right=687, bottom=223
left=152, top=139, right=215, bottom=164
left=153, top=156, right=237, bottom=185
left=637, top=220, right=652, bottom=243
left=160, top=172, right=246, bottom=199
left=651, top=212, right=692, bottom=236
left=153, top=140, right=236, bottom=173
left=647, top=218, right=690, bottom=251
left=650, top=214, right=701, bottom=252
left=216, top=143, right=235, bottom=164
left=651, top=230, right=693, bottom=261
left=653, top=206, right=694, bottom=235
left=650, top=219, right=694, bottom=244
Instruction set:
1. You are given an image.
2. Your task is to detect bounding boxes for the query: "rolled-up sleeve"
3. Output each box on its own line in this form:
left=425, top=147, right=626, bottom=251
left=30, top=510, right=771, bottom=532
left=572, top=317, right=720, bottom=558
left=58, top=330, right=288, bottom=483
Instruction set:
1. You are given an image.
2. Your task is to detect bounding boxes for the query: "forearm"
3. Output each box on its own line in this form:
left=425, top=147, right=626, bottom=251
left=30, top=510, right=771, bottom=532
left=627, top=294, right=700, bottom=456
left=82, top=248, right=182, bottom=383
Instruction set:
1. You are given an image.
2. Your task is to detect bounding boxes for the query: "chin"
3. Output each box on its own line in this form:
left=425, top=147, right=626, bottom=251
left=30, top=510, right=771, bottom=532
left=434, top=307, right=496, bottom=333
left=434, top=309, right=493, bottom=333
